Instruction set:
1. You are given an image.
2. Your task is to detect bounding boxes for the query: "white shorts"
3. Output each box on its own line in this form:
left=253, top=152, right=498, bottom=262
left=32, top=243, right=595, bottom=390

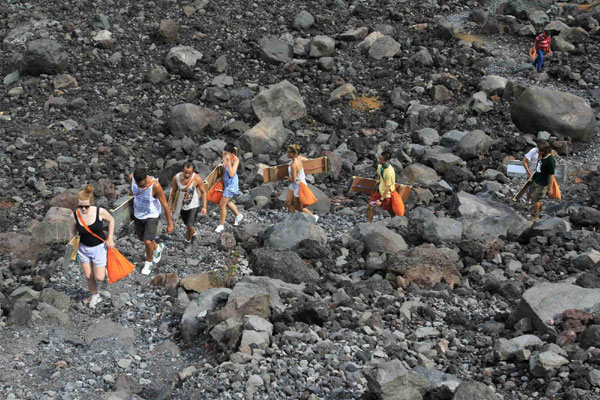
left=78, top=243, right=107, bottom=267
left=289, top=182, right=300, bottom=197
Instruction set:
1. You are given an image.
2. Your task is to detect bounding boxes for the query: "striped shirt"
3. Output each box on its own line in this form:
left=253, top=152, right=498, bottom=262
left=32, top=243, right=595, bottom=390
left=535, top=33, right=551, bottom=52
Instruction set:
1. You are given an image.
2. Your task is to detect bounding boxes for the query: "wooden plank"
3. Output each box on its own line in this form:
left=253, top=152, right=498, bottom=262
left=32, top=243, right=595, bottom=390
left=204, top=164, right=223, bottom=189
left=506, top=160, right=567, bottom=182
left=348, top=176, right=412, bottom=201
left=263, top=157, right=329, bottom=183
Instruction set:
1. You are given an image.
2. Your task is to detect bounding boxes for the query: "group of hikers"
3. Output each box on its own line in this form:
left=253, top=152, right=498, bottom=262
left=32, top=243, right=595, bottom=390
left=67, top=122, right=558, bottom=308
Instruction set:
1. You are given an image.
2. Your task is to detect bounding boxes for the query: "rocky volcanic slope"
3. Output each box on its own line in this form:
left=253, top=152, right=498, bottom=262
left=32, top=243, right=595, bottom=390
left=1, top=0, right=600, bottom=399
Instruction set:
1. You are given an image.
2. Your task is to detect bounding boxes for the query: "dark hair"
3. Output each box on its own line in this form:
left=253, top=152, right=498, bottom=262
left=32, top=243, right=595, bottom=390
left=543, top=30, right=551, bottom=36
left=224, top=143, right=238, bottom=156
left=380, top=151, right=392, bottom=161
left=133, top=168, right=147, bottom=183
left=183, top=161, right=194, bottom=169
left=538, top=141, right=551, bottom=155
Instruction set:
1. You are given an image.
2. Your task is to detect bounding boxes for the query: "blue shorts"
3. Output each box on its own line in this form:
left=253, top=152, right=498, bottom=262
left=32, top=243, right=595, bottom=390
left=78, top=243, right=107, bottom=267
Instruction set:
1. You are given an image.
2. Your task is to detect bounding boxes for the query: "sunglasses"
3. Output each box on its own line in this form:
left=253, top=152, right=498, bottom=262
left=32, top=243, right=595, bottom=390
left=78, top=205, right=90, bottom=209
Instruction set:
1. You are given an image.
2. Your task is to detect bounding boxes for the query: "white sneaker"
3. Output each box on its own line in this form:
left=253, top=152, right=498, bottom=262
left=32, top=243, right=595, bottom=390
left=89, top=293, right=102, bottom=309
left=234, top=213, right=244, bottom=226
left=314, top=214, right=319, bottom=223
left=153, top=243, right=164, bottom=264
left=215, top=225, right=224, bottom=233
left=141, top=261, right=153, bottom=275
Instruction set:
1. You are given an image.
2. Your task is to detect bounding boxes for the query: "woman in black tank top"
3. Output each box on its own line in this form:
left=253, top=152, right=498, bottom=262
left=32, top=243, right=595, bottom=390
left=68, top=185, right=115, bottom=308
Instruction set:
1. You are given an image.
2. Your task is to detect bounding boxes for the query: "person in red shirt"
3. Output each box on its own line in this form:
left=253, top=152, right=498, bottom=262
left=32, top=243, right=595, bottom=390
left=532, top=30, right=552, bottom=72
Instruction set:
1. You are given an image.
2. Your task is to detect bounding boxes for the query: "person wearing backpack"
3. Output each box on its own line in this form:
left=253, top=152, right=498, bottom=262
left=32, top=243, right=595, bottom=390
left=68, top=185, right=115, bottom=308
left=169, top=161, right=207, bottom=243
left=129, top=168, right=174, bottom=275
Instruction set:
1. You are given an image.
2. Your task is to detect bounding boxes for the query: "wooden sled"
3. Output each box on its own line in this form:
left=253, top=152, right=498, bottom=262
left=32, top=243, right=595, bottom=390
left=506, top=160, right=567, bottom=183
left=204, top=164, right=224, bottom=189
left=347, top=176, right=412, bottom=201
left=263, top=157, right=330, bottom=183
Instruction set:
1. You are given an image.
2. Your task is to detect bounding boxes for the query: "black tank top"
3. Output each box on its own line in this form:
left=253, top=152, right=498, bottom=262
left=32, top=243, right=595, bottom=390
left=74, top=207, right=106, bottom=247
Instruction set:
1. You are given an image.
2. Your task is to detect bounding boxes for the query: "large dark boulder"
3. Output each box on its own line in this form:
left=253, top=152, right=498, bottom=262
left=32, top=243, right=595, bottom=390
left=511, top=86, right=596, bottom=142
left=249, top=248, right=319, bottom=284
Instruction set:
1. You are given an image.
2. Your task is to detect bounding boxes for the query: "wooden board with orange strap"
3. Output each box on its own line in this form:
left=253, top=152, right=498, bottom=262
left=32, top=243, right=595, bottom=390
left=263, top=157, right=330, bottom=183
left=347, top=176, right=412, bottom=201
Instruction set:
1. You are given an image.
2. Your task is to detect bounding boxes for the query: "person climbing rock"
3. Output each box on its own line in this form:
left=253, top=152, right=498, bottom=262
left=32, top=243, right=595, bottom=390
left=129, top=167, right=174, bottom=275
left=170, top=161, right=207, bottom=243
left=68, top=185, right=115, bottom=308
left=367, top=151, right=396, bottom=223
left=532, top=30, right=552, bottom=72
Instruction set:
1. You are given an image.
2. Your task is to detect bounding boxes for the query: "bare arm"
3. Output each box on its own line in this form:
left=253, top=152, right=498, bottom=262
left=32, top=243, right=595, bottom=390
left=154, top=183, right=174, bottom=233
left=228, top=156, right=239, bottom=177
left=523, top=157, right=533, bottom=177
left=290, top=163, right=298, bottom=183
left=196, top=176, right=207, bottom=212
left=169, top=175, right=178, bottom=210
left=69, top=213, right=77, bottom=241
left=128, top=174, right=133, bottom=195
left=99, top=208, right=115, bottom=248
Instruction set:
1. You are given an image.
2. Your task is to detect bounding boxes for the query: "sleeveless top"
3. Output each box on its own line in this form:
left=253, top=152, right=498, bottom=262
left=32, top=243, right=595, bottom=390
left=288, top=161, right=307, bottom=189
left=176, top=172, right=200, bottom=210
left=223, top=167, right=240, bottom=194
left=74, top=207, right=105, bottom=247
left=132, top=177, right=161, bottom=219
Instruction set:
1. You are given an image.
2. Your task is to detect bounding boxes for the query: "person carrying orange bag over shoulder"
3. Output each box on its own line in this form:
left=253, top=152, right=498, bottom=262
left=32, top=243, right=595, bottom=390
left=283, top=144, right=319, bottom=223
left=368, top=150, right=402, bottom=222
left=68, top=185, right=116, bottom=308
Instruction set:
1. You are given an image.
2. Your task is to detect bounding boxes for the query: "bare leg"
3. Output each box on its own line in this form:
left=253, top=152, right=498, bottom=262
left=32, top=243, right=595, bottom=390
left=143, top=239, right=156, bottom=262
left=295, top=197, right=314, bottom=216
left=285, top=189, right=296, bottom=213
left=185, top=226, right=194, bottom=241
left=227, top=201, right=239, bottom=216
left=367, top=206, right=375, bottom=223
left=219, top=197, right=230, bottom=225
left=81, top=262, right=98, bottom=302
left=94, top=265, right=106, bottom=284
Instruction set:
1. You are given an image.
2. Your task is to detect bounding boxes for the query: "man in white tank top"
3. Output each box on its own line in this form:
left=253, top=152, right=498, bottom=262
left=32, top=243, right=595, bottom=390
left=129, top=168, right=174, bottom=275
left=169, top=161, right=207, bottom=243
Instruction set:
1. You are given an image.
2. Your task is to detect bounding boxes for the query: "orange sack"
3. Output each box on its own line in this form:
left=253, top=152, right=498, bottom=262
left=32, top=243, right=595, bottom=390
left=547, top=178, right=561, bottom=200
left=298, top=182, right=318, bottom=205
left=207, top=181, right=224, bottom=204
left=391, top=191, right=405, bottom=216
left=529, top=45, right=537, bottom=60
left=106, top=248, right=135, bottom=284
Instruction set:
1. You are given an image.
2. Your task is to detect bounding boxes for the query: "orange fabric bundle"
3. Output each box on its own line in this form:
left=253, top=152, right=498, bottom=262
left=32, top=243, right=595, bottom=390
left=106, top=248, right=135, bottom=284
left=207, top=181, right=224, bottom=204
left=391, top=191, right=405, bottom=216
left=547, top=177, right=561, bottom=199
left=298, top=182, right=318, bottom=205
left=529, top=45, right=537, bottom=60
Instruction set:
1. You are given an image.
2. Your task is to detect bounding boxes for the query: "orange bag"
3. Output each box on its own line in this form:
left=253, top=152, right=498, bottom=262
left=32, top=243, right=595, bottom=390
left=529, top=45, right=537, bottom=60
left=547, top=177, right=561, bottom=200
left=106, top=248, right=136, bottom=284
left=207, top=181, right=224, bottom=204
left=391, top=191, right=405, bottom=216
left=298, top=182, right=318, bottom=206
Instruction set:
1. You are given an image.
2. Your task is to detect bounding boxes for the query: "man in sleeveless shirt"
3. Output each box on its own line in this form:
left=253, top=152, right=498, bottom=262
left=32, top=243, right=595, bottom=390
left=129, top=168, right=174, bottom=275
left=170, top=161, right=207, bottom=243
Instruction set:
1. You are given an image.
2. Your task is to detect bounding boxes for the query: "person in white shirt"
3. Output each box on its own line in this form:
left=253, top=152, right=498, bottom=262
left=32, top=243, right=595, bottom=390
left=523, top=144, right=542, bottom=178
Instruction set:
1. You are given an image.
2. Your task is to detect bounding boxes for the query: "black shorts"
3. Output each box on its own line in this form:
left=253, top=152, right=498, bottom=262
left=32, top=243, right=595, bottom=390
left=134, top=217, right=160, bottom=241
left=180, top=208, right=198, bottom=227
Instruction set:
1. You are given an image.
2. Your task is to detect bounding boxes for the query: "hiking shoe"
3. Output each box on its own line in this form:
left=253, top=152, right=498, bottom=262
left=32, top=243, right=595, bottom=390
left=215, top=224, right=224, bottom=233
left=153, top=243, right=164, bottom=264
left=142, top=261, right=153, bottom=275
left=89, top=293, right=102, bottom=309
left=234, top=213, right=244, bottom=226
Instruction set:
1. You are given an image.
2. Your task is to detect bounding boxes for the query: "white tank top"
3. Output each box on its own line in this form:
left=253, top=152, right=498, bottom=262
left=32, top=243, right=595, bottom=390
left=288, top=161, right=307, bottom=187
left=132, top=177, right=161, bottom=219
left=176, top=173, right=200, bottom=210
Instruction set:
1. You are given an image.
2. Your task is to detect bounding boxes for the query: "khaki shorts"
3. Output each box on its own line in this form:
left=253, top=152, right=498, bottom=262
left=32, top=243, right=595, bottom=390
left=529, top=183, right=548, bottom=202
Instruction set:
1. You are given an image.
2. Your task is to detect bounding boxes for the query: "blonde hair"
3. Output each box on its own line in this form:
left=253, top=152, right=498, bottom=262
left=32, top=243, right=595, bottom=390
left=287, top=144, right=301, bottom=156
left=77, top=185, right=95, bottom=204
